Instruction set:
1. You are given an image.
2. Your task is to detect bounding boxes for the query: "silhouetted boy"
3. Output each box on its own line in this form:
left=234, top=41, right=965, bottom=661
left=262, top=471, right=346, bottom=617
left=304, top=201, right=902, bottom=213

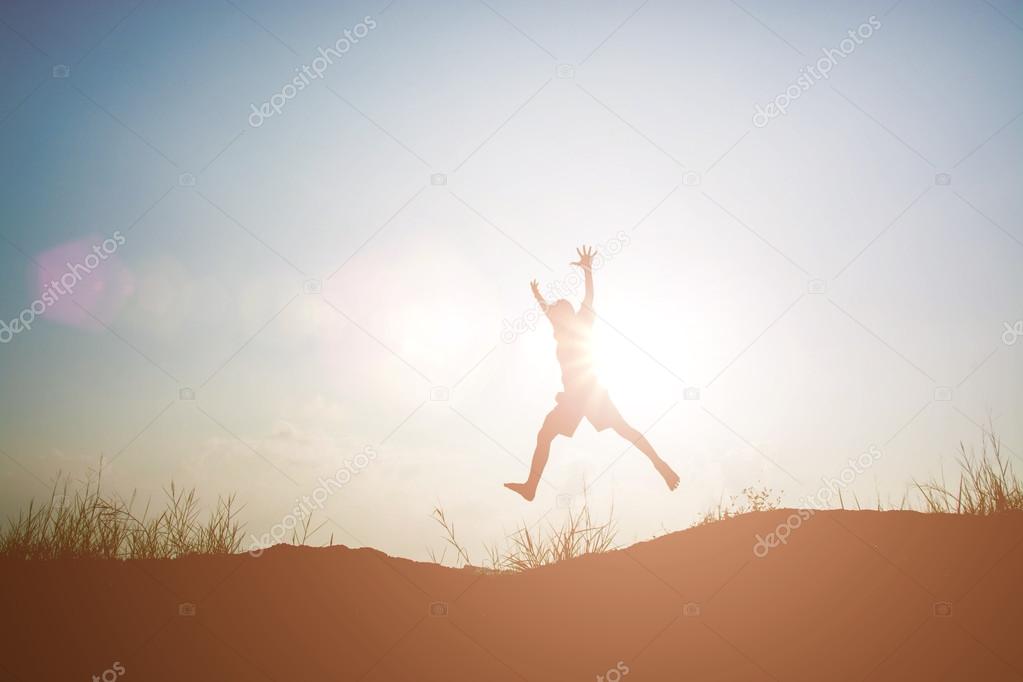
left=505, top=246, right=680, bottom=501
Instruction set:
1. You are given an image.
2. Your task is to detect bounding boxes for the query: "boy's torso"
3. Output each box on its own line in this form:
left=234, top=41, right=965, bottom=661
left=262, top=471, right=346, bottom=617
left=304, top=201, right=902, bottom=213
left=554, top=312, right=597, bottom=391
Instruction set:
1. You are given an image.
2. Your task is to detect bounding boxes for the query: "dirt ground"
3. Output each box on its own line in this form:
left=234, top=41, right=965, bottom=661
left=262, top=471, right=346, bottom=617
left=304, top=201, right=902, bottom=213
left=2, top=509, right=1021, bottom=681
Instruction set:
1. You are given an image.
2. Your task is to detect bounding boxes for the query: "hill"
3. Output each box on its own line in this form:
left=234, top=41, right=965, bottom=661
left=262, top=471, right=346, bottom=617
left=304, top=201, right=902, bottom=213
left=2, top=509, right=1021, bottom=681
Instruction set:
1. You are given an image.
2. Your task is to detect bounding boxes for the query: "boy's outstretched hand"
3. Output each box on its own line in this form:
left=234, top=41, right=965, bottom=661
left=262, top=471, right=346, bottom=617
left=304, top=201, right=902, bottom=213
left=571, top=245, right=596, bottom=271
left=530, top=279, right=549, bottom=311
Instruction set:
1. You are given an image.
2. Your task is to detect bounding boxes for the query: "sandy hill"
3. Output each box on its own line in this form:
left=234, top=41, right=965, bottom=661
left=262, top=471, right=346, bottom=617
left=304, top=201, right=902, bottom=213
left=2, top=509, right=1021, bottom=681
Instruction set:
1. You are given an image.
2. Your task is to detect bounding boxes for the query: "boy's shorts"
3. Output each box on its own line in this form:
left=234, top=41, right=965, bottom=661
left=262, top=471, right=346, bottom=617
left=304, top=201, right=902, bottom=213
left=547, top=384, right=624, bottom=436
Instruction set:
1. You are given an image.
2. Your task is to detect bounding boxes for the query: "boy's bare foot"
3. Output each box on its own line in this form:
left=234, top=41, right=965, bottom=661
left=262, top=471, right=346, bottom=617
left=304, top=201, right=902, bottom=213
left=655, top=460, right=680, bottom=491
left=504, top=482, right=536, bottom=501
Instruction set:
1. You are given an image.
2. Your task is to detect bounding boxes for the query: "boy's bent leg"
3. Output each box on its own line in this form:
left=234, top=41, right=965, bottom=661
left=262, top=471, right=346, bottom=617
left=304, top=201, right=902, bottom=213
left=609, top=417, right=680, bottom=491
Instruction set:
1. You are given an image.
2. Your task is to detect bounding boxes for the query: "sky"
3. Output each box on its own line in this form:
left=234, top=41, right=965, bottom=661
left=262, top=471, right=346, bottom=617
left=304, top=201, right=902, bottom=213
left=0, top=0, right=1021, bottom=561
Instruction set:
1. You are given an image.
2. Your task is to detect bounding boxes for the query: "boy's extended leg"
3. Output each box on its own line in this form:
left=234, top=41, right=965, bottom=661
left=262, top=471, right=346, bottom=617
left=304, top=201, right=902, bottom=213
left=611, top=418, right=680, bottom=491
left=504, top=410, right=562, bottom=501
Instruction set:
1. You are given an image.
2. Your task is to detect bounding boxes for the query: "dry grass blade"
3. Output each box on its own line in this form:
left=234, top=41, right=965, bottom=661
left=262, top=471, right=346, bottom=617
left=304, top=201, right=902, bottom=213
left=431, top=507, right=472, bottom=567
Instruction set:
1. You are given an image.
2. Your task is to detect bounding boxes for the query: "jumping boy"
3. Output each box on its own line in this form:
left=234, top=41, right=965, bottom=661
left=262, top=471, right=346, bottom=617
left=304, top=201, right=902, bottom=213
left=504, top=246, right=681, bottom=501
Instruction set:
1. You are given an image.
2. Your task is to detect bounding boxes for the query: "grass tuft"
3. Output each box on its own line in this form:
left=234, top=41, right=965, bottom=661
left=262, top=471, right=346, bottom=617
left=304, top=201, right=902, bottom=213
left=913, top=428, right=1023, bottom=515
left=0, top=464, right=243, bottom=560
left=694, top=485, right=782, bottom=526
left=430, top=495, right=616, bottom=572
left=496, top=501, right=617, bottom=572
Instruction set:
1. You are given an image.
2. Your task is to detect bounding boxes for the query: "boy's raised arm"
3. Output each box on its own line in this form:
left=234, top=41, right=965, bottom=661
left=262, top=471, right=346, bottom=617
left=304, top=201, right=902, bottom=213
left=572, top=246, right=595, bottom=310
left=530, top=279, right=550, bottom=315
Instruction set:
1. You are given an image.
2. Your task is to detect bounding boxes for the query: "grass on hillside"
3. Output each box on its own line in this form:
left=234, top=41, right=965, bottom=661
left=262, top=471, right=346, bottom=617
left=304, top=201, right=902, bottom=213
left=0, top=466, right=244, bottom=560
left=3, top=430, right=1020, bottom=563
left=914, top=429, right=1022, bottom=514
left=429, top=498, right=617, bottom=573
left=694, top=485, right=782, bottom=527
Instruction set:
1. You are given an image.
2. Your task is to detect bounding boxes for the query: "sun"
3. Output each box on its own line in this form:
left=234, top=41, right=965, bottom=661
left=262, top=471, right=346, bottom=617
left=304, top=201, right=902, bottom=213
left=589, top=313, right=688, bottom=409
left=591, top=326, right=648, bottom=398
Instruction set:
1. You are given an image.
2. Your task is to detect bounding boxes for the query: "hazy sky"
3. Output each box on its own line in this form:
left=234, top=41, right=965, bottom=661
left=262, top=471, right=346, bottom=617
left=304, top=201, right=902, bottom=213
left=1, top=0, right=1021, bottom=560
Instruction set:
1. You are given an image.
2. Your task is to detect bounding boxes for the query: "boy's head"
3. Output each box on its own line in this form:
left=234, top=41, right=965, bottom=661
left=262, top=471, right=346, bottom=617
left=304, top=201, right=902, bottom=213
left=547, top=299, right=574, bottom=326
